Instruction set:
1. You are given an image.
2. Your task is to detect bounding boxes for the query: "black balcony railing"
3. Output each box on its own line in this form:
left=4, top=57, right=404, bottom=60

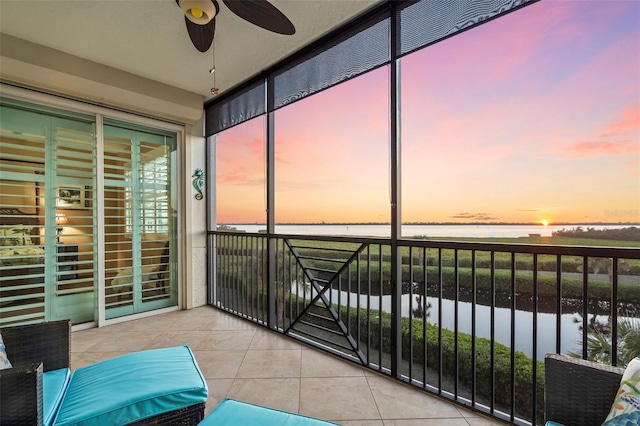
left=208, top=231, right=640, bottom=425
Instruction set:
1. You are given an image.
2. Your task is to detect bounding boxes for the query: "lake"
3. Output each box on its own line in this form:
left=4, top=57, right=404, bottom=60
left=225, top=223, right=634, bottom=238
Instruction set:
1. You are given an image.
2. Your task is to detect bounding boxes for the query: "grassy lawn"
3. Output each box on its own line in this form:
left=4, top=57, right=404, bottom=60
left=418, top=234, right=640, bottom=248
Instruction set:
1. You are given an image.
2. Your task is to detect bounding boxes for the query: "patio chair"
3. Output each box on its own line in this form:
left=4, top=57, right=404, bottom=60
left=544, top=353, right=624, bottom=426
left=0, top=320, right=207, bottom=426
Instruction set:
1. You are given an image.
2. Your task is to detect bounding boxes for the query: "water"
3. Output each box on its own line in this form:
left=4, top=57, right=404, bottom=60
left=225, top=222, right=636, bottom=361
left=225, top=223, right=634, bottom=238
left=292, top=282, right=602, bottom=361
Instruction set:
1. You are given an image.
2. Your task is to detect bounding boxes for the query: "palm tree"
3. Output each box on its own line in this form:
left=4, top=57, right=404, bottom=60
left=571, top=314, right=640, bottom=367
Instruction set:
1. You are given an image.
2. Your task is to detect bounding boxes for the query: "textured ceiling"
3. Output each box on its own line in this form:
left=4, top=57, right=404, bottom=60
left=0, top=0, right=383, bottom=102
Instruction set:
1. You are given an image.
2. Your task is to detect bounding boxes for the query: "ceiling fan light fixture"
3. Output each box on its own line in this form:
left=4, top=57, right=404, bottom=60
left=179, top=0, right=218, bottom=25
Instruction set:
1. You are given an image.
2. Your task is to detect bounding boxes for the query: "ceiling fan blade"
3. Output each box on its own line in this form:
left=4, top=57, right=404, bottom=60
left=185, top=16, right=216, bottom=52
left=222, top=0, right=295, bottom=35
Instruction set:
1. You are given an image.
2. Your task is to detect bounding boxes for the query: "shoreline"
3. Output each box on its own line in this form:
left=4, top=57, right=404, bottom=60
left=220, top=222, right=640, bottom=226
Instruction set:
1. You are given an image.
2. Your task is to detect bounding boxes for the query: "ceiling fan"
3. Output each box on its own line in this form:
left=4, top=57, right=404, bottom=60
left=177, top=0, right=296, bottom=52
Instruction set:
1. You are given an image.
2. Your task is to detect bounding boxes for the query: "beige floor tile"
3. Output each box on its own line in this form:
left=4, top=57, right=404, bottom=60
left=93, top=320, right=145, bottom=333
left=457, top=408, right=481, bottom=418
left=80, top=330, right=157, bottom=352
left=250, top=329, right=303, bottom=350
left=193, top=330, right=256, bottom=350
left=227, top=378, right=300, bottom=413
left=383, top=420, right=470, bottom=426
left=71, top=328, right=106, bottom=352
left=65, top=306, right=509, bottom=426
left=204, top=378, right=234, bottom=416
left=456, top=409, right=509, bottom=424
left=465, top=417, right=506, bottom=425
left=300, top=377, right=380, bottom=421
left=301, top=348, right=365, bottom=378
left=366, top=375, right=462, bottom=419
left=127, top=309, right=218, bottom=332
left=236, top=349, right=302, bottom=378
left=192, top=350, right=246, bottom=379
left=204, top=313, right=259, bottom=331
left=144, top=330, right=211, bottom=349
left=363, top=368, right=390, bottom=377
left=101, top=313, right=186, bottom=332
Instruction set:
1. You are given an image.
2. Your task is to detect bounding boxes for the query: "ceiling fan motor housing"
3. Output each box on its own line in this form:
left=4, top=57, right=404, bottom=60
left=179, top=0, right=219, bottom=25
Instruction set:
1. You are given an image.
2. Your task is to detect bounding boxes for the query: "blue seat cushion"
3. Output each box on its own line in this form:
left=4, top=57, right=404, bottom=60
left=43, top=368, right=71, bottom=426
left=53, top=346, right=208, bottom=426
left=201, top=399, right=339, bottom=426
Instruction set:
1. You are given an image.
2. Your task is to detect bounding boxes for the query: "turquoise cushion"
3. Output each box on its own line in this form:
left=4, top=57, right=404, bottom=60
left=53, top=346, right=208, bottom=426
left=545, top=422, right=565, bottom=426
left=201, top=399, right=339, bottom=426
left=43, top=368, right=71, bottom=426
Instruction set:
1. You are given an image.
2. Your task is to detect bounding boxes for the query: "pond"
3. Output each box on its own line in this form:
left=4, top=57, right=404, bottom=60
left=292, top=282, right=608, bottom=361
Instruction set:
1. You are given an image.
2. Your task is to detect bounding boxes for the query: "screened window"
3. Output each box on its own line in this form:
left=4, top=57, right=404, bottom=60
left=401, top=0, right=640, bottom=234
left=215, top=116, right=266, bottom=226
left=274, top=67, right=390, bottom=230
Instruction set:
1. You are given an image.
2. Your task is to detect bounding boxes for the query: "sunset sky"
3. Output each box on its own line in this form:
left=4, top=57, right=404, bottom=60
left=216, top=0, right=640, bottom=225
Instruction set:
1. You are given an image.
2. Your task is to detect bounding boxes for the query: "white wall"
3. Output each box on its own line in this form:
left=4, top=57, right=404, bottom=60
left=0, top=34, right=203, bottom=124
left=185, top=117, right=208, bottom=308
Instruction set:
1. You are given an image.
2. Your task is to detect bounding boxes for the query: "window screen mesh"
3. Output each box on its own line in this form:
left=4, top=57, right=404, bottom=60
left=204, top=0, right=535, bottom=137
left=399, top=0, right=534, bottom=55
left=271, top=13, right=390, bottom=111
left=205, top=80, right=265, bottom=136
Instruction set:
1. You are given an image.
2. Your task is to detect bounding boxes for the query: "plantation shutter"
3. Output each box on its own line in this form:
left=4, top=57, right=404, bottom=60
left=0, top=102, right=96, bottom=326
left=0, top=106, right=47, bottom=325
left=103, top=120, right=175, bottom=319
left=52, top=117, right=96, bottom=323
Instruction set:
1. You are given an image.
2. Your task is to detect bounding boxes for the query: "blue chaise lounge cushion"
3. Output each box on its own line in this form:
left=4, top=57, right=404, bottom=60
left=43, top=368, right=71, bottom=426
left=201, top=399, right=339, bottom=426
left=53, top=345, right=208, bottom=426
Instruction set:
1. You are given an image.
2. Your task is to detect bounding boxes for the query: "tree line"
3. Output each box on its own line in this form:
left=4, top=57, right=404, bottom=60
left=552, top=226, right=640, bottom=241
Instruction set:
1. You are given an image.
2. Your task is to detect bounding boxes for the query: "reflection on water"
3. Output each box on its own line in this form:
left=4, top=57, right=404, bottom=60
left=291, top=282, right=600, bottom=361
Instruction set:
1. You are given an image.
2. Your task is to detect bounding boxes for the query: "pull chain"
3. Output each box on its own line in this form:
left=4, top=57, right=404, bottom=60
left=210, top=43, right=219, bottom=95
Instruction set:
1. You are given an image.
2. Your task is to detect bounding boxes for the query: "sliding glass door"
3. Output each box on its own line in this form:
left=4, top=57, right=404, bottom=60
left=0, top=102, right=96, bottom=325
left=103, top=120, right=177, bottom=319
left=1, top=98, right=179, bottom=326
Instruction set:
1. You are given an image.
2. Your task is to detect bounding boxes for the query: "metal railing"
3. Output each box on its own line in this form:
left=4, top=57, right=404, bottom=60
left=209, top=231, right=640, bottom=425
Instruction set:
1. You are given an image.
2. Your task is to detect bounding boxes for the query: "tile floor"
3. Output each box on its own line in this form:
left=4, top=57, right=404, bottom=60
left=71, top=306, right=507, bottom=425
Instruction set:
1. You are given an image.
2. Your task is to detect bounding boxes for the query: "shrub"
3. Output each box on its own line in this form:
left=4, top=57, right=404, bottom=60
left=339, top=306, right=545, bottom=421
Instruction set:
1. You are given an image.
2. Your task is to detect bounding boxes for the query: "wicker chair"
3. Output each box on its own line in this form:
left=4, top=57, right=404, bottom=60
left=1, top=320, right=70, bottom=425
left=544, top=353, right=623, bottom=426
left=0, top=320, right=205, bottom=426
